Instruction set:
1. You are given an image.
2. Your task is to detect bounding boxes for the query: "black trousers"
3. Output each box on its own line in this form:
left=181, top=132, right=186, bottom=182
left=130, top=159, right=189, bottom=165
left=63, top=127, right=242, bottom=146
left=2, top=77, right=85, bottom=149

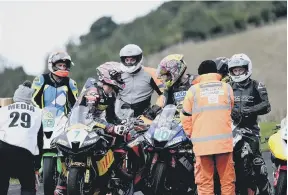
left=125, top=98, right=151, bottom=117
left=245, top=135, right=271, bottom=195
left=0, top=141, right=36, bottom=195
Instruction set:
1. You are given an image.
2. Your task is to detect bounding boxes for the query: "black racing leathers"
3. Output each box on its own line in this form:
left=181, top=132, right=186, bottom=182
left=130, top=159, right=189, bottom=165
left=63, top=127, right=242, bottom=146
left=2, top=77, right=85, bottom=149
left=230, top=78, right=272, bottom=195
left=80, top=83, right=122, bottom=132
left=229, top=78, right=271, bottom=135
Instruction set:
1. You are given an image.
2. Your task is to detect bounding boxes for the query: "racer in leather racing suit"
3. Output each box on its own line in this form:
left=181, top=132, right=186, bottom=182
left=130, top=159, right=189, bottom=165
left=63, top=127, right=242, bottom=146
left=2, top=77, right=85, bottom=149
left=115, top=44, right=163, bottom=119
left=228, top=53, right=272, bottom=195
left=54, top=62, right=129, bottom=195
left=143, top=54, right=197, bottom=120
left=31, top=51, right=78, bottom=115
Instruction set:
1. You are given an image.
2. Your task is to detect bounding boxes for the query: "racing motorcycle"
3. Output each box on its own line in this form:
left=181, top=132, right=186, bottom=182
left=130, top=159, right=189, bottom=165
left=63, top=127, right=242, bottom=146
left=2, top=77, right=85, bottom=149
left=52, top=79, right=144, bottom=195
left=268, top=117, right=287, bottom=195
left=111, top=103, right=150, bottom=194
left=232, top=124, right=258, bottom=194
left=53, top=100, right=117, bottom=195
left=40, top=106, right=67, bottom=195
left=214, top=120, right=257, bottom=195
left=127, top=104, right=197, bottom=195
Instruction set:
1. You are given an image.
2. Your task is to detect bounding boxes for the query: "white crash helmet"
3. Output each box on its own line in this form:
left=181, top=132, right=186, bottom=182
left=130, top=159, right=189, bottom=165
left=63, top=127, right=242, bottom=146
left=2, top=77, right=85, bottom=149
left=48, top=51, right=74, bottom=77
left=119, top=44, right=143, bottom=73
left=228, top=53, right=252, bottom=82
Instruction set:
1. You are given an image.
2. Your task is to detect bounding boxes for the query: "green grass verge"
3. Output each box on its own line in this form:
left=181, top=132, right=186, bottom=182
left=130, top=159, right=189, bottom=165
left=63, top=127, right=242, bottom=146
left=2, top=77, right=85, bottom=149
left=260, top=122, right=278, bottom=152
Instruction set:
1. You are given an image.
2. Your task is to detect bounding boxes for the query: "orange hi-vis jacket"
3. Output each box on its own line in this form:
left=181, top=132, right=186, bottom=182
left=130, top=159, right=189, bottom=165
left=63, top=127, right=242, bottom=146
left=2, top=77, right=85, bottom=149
left=180, top=73, right=234, bottom=156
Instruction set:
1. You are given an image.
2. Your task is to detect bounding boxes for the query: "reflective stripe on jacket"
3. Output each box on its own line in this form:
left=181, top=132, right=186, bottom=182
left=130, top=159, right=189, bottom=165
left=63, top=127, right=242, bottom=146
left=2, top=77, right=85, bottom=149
left=181, top=73, right=234, bottom=156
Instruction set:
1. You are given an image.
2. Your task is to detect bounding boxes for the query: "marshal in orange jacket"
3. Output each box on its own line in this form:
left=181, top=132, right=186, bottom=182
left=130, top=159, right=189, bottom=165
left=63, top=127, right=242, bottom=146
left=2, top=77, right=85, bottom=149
left=180, top=73, right=234, bottom=156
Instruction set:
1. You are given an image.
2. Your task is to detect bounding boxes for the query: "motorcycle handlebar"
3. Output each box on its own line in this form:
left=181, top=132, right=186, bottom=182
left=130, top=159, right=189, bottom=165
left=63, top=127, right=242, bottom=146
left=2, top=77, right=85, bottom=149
left=136, top=122, right=149, bottom=127
left=133, top=118, right=150, bottom=126
left=96, top=129, right=114, bottom=139
left=133, top=129, right=148, bottom=136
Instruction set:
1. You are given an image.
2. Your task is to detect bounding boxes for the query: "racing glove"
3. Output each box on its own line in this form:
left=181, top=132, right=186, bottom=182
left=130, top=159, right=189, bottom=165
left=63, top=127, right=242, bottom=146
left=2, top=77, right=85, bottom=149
left=114, top=125, right=129, bottom=136
left=241, top=107, right=253, bottom=118
left=231, top=108, right=242, bottom=124
left=120, top=119, right=128, bottom=125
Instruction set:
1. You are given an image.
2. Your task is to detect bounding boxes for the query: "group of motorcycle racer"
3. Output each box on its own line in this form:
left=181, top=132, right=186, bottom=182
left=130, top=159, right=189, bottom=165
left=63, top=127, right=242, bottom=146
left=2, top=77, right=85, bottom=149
left=0, top=42, right=275, bottom=195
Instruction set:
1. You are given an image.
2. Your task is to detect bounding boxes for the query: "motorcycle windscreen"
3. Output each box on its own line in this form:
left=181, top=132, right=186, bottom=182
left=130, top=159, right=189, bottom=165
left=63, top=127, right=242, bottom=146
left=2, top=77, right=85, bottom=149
left=68, top=105, right=94, bottom=127
left=120, top=107, right=134, bottom=120
left=79, top=77, right=97, bottom=97
left=67, top=78, right=107, bottom=127
left=115, top=99, right=135, bottom=120
left=67, top=85, right=97, bottom=127
left=152, top=104, right=179, bottom=142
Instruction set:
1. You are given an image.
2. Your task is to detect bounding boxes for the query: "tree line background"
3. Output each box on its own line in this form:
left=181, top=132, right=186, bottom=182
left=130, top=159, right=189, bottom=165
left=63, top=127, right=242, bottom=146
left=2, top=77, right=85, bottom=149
left=0, top=1, right=286, bottom=96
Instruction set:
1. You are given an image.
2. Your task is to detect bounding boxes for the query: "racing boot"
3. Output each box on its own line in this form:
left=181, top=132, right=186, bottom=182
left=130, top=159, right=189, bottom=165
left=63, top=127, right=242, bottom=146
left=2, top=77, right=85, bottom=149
left=253, top=156, right=272, bottom=195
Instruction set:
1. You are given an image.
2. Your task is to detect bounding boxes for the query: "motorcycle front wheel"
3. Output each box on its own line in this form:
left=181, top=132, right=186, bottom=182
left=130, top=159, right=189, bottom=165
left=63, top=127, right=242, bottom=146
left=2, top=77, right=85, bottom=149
left=275, top=169, right=287, bottom=195
left=151, top=162, right=167, bottom=195
left=67, top=167, right=85, bottom=195
left=43, top=157, right=58, bottom=195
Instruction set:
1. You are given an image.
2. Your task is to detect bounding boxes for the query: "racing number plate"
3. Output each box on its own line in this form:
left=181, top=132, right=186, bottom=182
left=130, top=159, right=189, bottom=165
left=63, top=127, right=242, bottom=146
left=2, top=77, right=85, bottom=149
left=154, top=128, right=175, bottom=142
left=43, top=118, right=55, bottom=128
left=42, top=111, right=55, bottom=128
left=96, top=149, right=114, bottom=176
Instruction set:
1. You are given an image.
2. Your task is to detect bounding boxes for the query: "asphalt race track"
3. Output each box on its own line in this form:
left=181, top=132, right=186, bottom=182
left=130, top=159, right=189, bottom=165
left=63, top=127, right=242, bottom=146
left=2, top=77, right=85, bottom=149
left=8, top=152, right=274, bottom=195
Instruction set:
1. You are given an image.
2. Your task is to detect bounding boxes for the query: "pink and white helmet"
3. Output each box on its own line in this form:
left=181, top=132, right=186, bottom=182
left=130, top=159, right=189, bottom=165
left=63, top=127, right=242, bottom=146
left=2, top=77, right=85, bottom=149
left=96, top=62, right=125, bottom=90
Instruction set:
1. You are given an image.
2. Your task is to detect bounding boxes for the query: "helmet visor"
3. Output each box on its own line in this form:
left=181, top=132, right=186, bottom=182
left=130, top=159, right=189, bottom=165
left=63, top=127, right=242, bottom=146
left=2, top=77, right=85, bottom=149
left=124, top=57, right=137, bottom=66
left=231, top=67, right=247, bottom=76
left=55, top=63, right=68, bottom=70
